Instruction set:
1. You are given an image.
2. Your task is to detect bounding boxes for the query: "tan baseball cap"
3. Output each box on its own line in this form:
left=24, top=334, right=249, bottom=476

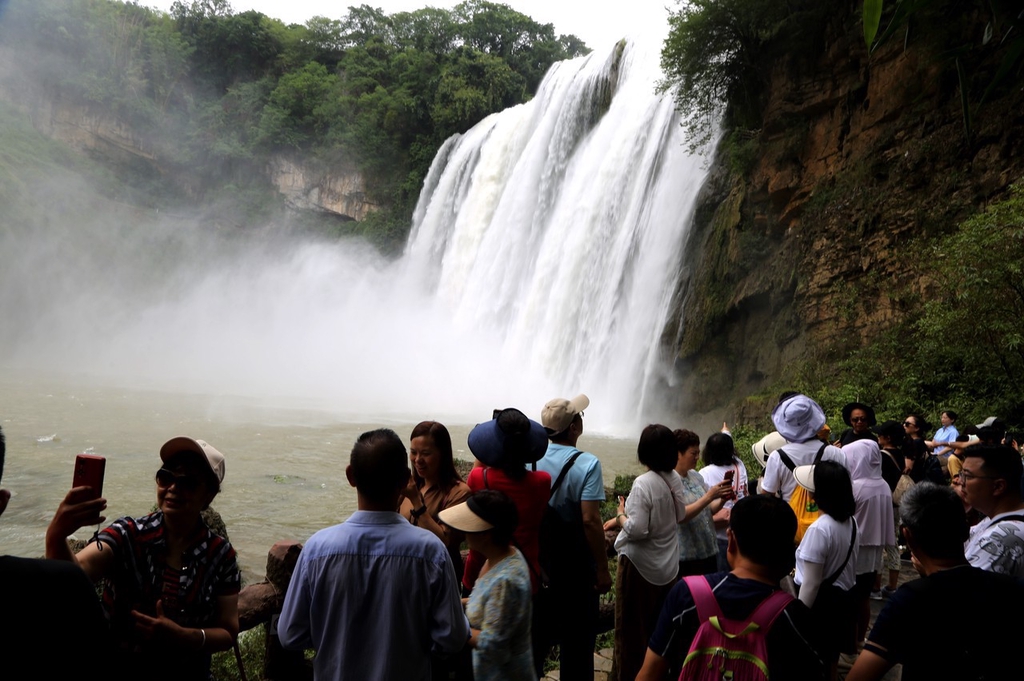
left=541, top=394, right=590, bottom=436
left=160, top=437, right=226, bottom=484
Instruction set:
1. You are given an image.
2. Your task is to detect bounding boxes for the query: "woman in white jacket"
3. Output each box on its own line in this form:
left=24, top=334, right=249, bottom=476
left=604, top=425, right=687, bottom=681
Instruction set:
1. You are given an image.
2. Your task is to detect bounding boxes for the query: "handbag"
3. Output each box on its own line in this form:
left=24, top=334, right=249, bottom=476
left=892, top=473, right=915, bottom=505
left=883, top=449, right=914, bottom=505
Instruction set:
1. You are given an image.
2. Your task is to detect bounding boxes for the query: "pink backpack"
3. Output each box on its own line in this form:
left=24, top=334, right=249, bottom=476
left=678, top=576, right=794, bottom=681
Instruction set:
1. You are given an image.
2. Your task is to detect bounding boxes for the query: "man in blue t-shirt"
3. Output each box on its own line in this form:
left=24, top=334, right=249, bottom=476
left=534, top=393, right=609, bottom=681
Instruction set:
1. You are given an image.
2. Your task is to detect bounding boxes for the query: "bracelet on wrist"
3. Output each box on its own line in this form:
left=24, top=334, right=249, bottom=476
left=411, top=504, right=428, bottom=519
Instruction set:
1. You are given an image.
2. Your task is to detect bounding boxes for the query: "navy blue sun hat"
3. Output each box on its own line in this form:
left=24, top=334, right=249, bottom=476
left=468, top=408, right=549, bottom=467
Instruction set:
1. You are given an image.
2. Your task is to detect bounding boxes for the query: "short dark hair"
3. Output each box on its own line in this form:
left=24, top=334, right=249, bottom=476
left=703, top=432, right=737, bottom=467
left=777, top=391, right=799, bottom=404
left=638, top=424, right=678, bottom=472
left=730, top=496, right=796, bottom=575
left=900, top=482, right=968, bottom=560
left=350, top=429, right=410, bottom=504
left=469, top=489, right=518, bottom=545
left=410, top=421, right=460, bottom=488
left=813, top=461, right=856, bottom=522
left=906, top=413, right=931, bottom=435
left=942, top=410, right=958, bottom=423
left=673, top=428, right=700, bottom=454
left=964, top=445, right=1024, bottom=492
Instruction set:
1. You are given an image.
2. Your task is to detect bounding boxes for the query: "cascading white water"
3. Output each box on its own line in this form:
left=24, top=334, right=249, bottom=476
left=0, top=40, right=709, bottom=435
left=401, top=40, right=710, bottom=432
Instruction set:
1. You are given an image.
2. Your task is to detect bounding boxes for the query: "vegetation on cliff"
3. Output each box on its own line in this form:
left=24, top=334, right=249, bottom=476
left=0, top=0, right=587, bottom=247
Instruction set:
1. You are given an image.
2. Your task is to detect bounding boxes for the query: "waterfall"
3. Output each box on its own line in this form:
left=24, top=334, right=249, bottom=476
left=401, top=40, right=710, bottom=432
left=0, top=41, right=709, bottom=434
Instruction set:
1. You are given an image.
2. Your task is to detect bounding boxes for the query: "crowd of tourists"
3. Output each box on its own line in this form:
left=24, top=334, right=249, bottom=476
left=2, top=391, right=1024, bottom=681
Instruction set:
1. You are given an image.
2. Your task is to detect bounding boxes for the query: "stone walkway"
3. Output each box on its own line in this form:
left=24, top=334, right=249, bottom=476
left=543, top=561, right=918, bottom=680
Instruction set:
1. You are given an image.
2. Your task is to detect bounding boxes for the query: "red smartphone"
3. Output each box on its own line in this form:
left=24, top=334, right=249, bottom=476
left=723, top=469, right=736, bottom=500
left=73, top=454, right=106, bottom=499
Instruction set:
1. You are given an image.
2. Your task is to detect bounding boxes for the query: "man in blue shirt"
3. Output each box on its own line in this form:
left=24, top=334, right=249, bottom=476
left=534, top=394, right=610, bottom=681
left=277, top=428, right=469, bottom=680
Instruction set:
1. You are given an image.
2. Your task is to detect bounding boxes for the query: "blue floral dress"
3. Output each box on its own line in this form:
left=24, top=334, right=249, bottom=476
left=466, top=547, right=534, bottom=681
left=677, top=469, right=718, bottom=562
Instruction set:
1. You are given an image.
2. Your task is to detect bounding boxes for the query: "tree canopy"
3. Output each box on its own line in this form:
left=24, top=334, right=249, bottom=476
left=0, top=0, right=589, bottom=246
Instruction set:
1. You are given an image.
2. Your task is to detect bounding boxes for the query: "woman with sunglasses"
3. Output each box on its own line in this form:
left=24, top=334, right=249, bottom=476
left=46, top=437, right=240, bottom=681
left=903, top=414, right=944, bottom=485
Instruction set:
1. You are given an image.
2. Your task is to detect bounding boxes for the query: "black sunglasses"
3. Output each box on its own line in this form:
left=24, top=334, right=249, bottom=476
left=155, top=468, right=201, bottom=492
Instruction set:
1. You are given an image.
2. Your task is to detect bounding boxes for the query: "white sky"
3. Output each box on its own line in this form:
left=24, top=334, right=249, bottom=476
left=146, top=0, right=675, bottom=53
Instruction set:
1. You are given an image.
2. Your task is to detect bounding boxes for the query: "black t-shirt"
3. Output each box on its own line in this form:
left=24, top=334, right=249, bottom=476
left=865, top=565, right=1024, bottom=681
left=880, top=447, right=905, bottom=492
left=839, top=429, right=878, bottom=447
left=648, top=571, right=827, bottom=681
left=0, top=555, right=107, bottom=665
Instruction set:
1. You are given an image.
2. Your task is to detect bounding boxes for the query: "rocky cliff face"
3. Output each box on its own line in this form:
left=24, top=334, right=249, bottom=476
left=9, top=89, right=375, bottom=222
left=671, top=6, right=1024, bottom=421
left=267, top=156, right=376, bottom=222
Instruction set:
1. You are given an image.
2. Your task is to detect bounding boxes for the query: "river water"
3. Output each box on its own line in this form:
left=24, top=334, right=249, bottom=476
left=0, top=370, right=644, bottom=580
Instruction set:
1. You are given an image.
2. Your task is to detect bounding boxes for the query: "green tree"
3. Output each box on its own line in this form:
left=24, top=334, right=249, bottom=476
left=914, top=184, right=1024, bottom=415
left=258, top=62, right=339, bottom=148
left=432, top=48, right=525, bottom=134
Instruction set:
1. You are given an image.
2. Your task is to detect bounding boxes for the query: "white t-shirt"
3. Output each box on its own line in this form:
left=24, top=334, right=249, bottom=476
left=795, top=514, right=858, bottom=591
left=762, top=440, right=846, bottom=501
left=965, top=509, right=1024, bottom=577
left=614, top=470, right=687, bottom=585
left=700, top=460, right=749, bottom=542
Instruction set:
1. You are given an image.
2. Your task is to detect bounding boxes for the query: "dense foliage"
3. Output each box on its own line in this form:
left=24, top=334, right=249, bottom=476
left=658, top=0, right=830, bottom=149
left=762, top=185, right=1024, bottom=428
left=661, top=0, right=1023, bottom=149
left=0, top=0, right=587, bottom=246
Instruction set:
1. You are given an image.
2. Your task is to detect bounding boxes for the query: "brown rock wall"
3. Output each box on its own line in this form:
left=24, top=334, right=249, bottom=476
left=673, top=7, right=1024, bottom=422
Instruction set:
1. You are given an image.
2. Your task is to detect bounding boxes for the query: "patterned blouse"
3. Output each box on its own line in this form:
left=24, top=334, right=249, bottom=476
left=97, top=512, right=240, bottom=679
left=677, top=469, right=718, bottom=561
left=466, top=548, right=534, bottom=681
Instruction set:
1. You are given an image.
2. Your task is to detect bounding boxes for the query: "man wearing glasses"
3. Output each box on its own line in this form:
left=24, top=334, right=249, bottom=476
left=960, top=444, right=1024, bottom=577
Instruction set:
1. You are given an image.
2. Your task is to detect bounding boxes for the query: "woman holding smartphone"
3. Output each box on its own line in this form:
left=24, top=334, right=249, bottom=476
left=699, top=431, right=748, bottom=571
left=46, top=437, right=240, bottom=681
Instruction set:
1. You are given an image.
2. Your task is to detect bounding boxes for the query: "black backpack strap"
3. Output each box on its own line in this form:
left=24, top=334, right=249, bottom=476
left=551, top=450, right=585, bottom=493
left=993, top=515, right=1024, bottom=524
left=813, top=442, right=828, bottom=465
left=777, top=448, right=796, bottom=472
left=483, top=467, right=489, bottom=489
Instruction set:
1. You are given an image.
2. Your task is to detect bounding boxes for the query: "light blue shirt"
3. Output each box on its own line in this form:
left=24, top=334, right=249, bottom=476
left=536, top=442, right=606, bottom=523
left=277, top=510, right=470, bottom=681
left=933, top=424, right=959, bottom=456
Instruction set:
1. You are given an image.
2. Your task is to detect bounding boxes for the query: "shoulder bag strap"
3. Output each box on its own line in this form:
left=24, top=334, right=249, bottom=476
left=551, top=450, right=585, bottom=494
left=482, top=467, right=489, bottom=489
left=993, top=514, right=1024, bottom=524
left=813, top=442, right=828, bottom=465
left=777, top=449, right=795, bottom=472
left=683, top=575, right=723, bottom=624
left=823, top=521, right=857, bottom=586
